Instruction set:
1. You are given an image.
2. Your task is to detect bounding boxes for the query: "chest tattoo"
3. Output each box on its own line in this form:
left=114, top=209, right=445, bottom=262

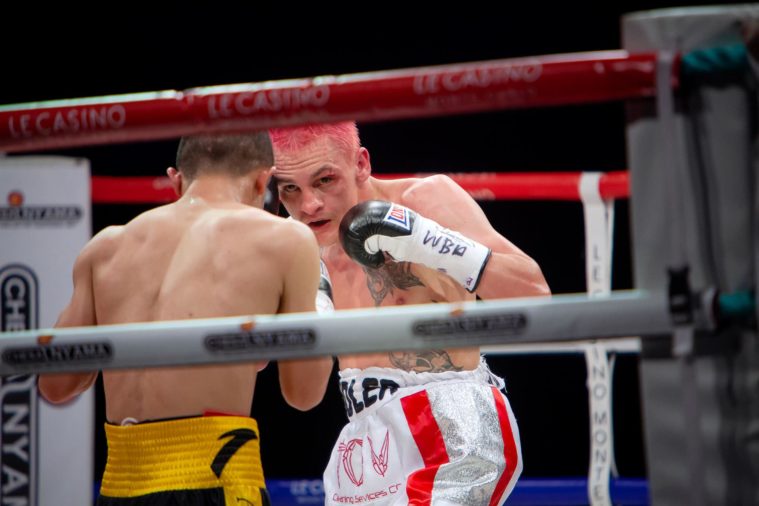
left=360, top=264, right=458, bottom=373
left=363, top=262, right=424, bottom=306
left=389, top=350, right=463, bottom=373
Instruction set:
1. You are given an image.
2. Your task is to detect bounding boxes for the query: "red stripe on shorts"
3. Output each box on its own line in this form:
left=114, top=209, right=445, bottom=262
left=489, top=386, right=520, bottom=506
left=401, top=390, right=449, bottom=505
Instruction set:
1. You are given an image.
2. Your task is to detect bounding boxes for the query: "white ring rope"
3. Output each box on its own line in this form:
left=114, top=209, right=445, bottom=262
left=482, top=337, right=639, bottom=355
left=0, top=291, right=675, bottom=375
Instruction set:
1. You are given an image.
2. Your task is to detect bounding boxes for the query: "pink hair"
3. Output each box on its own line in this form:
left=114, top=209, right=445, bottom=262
left=270, top=121, right=360, bottom=161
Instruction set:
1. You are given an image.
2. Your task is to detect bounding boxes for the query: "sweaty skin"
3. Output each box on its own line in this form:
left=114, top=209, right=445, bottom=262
left=274, top=136, right=550, bottom=373
left=39, top=172, right=331, bottom=422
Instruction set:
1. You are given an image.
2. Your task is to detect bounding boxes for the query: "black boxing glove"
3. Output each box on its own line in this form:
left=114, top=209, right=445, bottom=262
left=339, top=200, right=491, bottom=292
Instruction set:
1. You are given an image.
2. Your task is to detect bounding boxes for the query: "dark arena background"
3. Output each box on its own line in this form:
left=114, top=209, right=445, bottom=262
left=0, top=0, right=737, bottom=500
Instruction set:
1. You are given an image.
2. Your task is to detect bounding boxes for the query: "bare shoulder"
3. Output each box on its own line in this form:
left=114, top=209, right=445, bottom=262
left=78, top=205, right=172, bottom=265
left=233, top=210, right=316, bottom=250
left=402, top=174, right=463, bottom=197
left=122, top=203, right=174, bottom=230
left=267, top=215, right=315, bottom=249
left=106, top=204, right=176, bottom=248
left=398, top=174, right=470, bottom=214
left=92, top=224, right=125, bottom=241
left=80, top=225, right=125, bottom=262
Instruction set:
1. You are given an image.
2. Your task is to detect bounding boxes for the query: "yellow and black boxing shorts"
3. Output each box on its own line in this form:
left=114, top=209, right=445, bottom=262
left=97, top=416, right=269, bottom=506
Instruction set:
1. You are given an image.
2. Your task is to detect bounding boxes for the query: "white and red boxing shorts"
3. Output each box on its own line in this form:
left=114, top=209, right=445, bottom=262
left=324, top=357, right=522, bottom=505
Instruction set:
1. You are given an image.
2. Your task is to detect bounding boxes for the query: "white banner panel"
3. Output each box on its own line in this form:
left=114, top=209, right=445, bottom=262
left=0, top=156, right=93, bottom=506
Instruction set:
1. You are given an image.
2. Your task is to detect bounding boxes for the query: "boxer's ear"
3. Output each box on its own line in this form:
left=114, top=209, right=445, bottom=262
left=355, top=148, right=371, bottom=184
left=255, top=167, right=273, bottom=196
left=167, top=167, right=183, bottom=197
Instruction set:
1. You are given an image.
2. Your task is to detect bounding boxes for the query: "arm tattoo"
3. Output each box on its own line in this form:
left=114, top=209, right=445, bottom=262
left=389, top=351, right=464, bottom=373
left=363, top=262, right=423, bottom=306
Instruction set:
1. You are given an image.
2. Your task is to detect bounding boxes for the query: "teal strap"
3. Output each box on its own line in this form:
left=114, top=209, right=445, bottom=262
left=719, top=290, right=755, bottom=319
left=681, top=44, right=748, bottom=76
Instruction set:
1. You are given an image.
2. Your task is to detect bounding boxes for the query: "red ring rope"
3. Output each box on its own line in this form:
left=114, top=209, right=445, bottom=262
left=91, top=171, right=629, bottom=204
left=0, top=51, right=676, bottom=154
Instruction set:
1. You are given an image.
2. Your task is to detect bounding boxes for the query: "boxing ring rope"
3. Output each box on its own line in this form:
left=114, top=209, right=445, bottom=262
left=90, top=171, right=630, bottom=203
left=0, top=50, right=670, bottom=153
left=1, top=42, right=752, bottom=506
left=0, top=291, right=672, bottom=375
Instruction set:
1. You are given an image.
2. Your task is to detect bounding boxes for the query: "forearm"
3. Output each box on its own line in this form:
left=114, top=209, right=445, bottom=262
left=474, top=251, right=550, bottom=300
left=278, top=357, right=334, bottom=411
left=38, top=372, right=97, bottom=404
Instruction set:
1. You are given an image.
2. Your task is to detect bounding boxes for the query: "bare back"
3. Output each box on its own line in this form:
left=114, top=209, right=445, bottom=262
left=93, top=200, right=310, bottom=423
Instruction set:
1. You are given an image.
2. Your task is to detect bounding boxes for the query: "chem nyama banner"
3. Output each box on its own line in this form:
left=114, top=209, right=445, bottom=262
left=0, top=156, right=93, bottom=506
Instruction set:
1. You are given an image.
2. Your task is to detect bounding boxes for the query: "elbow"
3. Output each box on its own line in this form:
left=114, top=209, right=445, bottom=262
left=533, top=279, right=552, bottom=298
left=37, top=373, right=95, bottom=405
left=281, top=387, right=327, bottom=411
left=285, top=395, right=323, bottom=412
left=526, top=260, right=551, bottom=297
left=38, top=380, right=76, bottom=405
left=278, top=357, right=333, bottom=411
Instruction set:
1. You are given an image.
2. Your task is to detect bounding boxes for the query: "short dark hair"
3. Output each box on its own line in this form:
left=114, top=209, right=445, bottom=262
left=176, top=131, right=274, bottom=180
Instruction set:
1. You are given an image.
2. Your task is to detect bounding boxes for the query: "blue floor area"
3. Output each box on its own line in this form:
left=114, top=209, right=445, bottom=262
left=95, top=477, right=649, bottom=505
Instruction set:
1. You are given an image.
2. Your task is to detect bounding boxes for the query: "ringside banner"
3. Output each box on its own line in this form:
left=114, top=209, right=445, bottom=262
left=0, top=156, right=93, bottom=506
